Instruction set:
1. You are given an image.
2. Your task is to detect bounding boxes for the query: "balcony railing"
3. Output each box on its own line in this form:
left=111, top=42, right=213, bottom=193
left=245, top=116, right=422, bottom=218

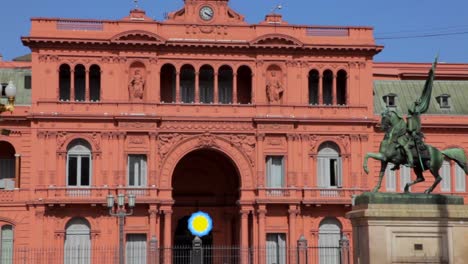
left=33, top=186, right=158, bottom=204
left=303, top=188, right=368, bottom=204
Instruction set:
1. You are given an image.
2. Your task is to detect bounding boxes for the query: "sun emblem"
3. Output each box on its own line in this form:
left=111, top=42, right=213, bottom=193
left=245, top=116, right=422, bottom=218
left=188, top=211, right=213, bottom=237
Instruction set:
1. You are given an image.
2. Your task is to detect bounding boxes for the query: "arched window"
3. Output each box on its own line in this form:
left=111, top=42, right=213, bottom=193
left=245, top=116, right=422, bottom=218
left=317, top=142, right=342, bottom=188
left=160, top=64, right=176, bottom=103
left=64, top=218, right=91, bottom=264
left=59, top=64, right=71, bottom=101
left=0, top=141, right=16, bottom=190
left=309, top=70, right=319, bottom=105
left=180, top=65, right=195, bottom=103
left=218, top=65, right=233, bottom=104
left=74, top=65, right=86, bottom=101
left=322, top=70, right=333, bottom=105
left=67, top=140, right=92, bottom=187
left=199, top=65, right=214, bottom=104
left=237, top=66, right=252, bottom=104
left=1, top=225, right=13, bottom=264
left=337, top=70, right=347, bottom=105
left=318, top=218, right=342, bottom=264
left=89, top=65, right=101, bottom=102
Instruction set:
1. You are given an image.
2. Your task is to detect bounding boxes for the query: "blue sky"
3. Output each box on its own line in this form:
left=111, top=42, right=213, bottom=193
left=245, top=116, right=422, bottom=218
left=1, top=0, right=468, bottom=63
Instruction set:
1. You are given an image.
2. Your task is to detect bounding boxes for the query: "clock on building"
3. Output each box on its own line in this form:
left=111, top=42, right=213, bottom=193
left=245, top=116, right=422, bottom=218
left=199, top=6, right=214, bottom=21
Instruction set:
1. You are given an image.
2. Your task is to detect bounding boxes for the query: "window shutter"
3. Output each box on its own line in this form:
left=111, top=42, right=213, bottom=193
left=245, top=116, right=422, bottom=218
left=336, top=157, right=343, bottom=187
left=440, top=161, right=451, bottom=192
left=1, top=226, right=13, bottom=264
left=141, top=157, right=147, bottom=187
left=455, top=163, right=466, bottom=192
left=266, top=157, right=272, bottom=187
left=317, top=157, right=326, bottom=187
left=400, top=166, right=411, bottom=192
left=386, top=163, right=396, bottom=192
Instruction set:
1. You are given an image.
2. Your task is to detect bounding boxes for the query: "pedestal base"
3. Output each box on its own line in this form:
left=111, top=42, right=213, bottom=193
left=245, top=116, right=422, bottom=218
left=346, top=192, right=468, bottom=264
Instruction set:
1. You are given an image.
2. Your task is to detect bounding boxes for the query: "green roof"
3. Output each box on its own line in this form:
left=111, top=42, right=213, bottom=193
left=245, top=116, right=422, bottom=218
left=374, top=80, right=468, bottom=115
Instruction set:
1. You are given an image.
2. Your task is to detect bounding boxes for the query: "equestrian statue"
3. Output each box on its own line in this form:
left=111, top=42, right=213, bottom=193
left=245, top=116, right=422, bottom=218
left=363, top=57, right=468, bottom=193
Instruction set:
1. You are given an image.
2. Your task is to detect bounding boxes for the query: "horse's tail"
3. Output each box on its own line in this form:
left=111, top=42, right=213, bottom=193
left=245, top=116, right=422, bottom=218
left=442, top=148, right=468, bottom=174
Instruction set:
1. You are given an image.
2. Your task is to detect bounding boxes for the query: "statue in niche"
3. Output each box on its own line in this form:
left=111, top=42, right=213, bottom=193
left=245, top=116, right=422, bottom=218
left=266, top=69, right=284, bottom=103
left=128, top=69, right=145, bottom=100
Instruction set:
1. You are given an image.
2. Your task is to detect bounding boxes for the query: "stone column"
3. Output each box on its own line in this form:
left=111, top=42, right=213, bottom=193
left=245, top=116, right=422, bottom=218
left=240, top=208, right=249, bottom=264
left=288, top=205, right=298, bottom=264
left=163, top=208, right=173, bottom=264
left=70, top=70, right=75, bottom=101
left=258, top=205, right=267, bottom=264
left=148, top=206, right=158, bottom=240
left=85, top=69, right=90, bottom=101
left=14, top=154, right=20, bottom=188
left=318, top=74, right=323, bottom=105
left=214, top=71, right=219, bottom=104
left=175, top=71, right=181, bottom=103
left=195, top=71, right=200, bottom=103
left=233, top=73, right=238, bottom=104
left=332, top=74, right=337, bottom=105
left=257, top=134, right=265, bottom=188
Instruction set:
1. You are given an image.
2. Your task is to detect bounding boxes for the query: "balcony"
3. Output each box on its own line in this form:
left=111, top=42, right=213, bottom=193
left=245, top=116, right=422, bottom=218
left=303, top=188, right=368, bottom=205
left=33, top=186, right=159, bottom=205
left=256, top=187, right=368, bottom=205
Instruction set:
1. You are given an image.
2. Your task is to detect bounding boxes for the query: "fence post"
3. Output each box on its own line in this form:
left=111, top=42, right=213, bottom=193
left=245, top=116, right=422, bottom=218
left=191, top=236, right=203, bottom=264
left=149, top=236, right=158, bottom=264
left=339, top=234, right=350, bottom=264
left=297, top=235, right=308, bottom=264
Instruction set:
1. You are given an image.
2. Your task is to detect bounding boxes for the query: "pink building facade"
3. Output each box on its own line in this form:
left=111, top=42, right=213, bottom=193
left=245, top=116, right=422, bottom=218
left=0, top=0, right=467, bottom=263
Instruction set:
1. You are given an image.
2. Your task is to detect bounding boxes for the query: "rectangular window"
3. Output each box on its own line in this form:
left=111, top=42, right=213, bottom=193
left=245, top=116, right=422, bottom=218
left=440, top=161, right=451, bottom=192
left=266, top=233, right=286, bottom=264
left=1, top=226, right=13, bottom=264
left=24, top=75, right=32, bottom=90
left=266, top=156, right=284, bottom=188
left=126, top=234, right=147, bottom=264
left=455, top=163, right=466, bottom=192
left=128, top=155, right=147, bottom=187
left=67, top=155, right=91, bottom=187
left=386, top=163, right=396, bottom=192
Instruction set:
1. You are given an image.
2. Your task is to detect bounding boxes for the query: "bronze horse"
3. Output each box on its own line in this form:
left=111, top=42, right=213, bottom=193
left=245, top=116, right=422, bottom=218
left=363, top=109, right=468, bottom=193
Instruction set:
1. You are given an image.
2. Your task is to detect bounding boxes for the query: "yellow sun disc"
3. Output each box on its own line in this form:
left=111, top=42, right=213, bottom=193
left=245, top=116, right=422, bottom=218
left=193, top=216, right=208, bottom=232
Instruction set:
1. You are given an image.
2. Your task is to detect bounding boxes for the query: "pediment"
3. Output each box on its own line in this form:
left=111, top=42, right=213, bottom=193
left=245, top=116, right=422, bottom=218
left=111, top=30, right=166, bottom=44
left=250, top=34, right=303, bottom=48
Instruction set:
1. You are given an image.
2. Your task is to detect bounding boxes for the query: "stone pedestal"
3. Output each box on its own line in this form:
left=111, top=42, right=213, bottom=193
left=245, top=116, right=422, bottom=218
left=346, top=192, right=468, bottom=264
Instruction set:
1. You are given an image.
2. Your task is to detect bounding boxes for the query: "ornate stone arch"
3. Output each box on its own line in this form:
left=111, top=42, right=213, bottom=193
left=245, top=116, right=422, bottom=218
left=159, top=134, right=254, bottom=190
left=57, top=133, right=101, bottom=157
left=0, top=217, right=16, bottom=226
left=313, top=139, right=347, bottom=155
left=110, top=30, right=166, bottom=45
left=250, top=33, right=304, bottom=48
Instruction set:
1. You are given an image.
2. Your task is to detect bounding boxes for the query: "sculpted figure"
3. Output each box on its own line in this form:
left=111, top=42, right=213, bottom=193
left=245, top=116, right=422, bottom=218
left=363, top=56, right=468, bottom=194
left=129, top=69, right=145, bottom=100
left=266, top=70, right=284, bottom=103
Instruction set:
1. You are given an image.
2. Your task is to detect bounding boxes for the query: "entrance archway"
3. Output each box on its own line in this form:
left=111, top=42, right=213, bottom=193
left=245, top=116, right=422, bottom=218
left=172, top=149, right=240, bottom=247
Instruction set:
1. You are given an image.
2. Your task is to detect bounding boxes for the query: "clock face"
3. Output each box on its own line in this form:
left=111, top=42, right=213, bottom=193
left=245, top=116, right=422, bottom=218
left=199, top=6, right=214, bottom=21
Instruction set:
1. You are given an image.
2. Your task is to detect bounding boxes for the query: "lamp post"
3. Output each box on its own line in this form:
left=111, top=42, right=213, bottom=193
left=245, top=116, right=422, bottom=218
left=107, top=193, right=136, bottom=264
left=0, top=80, right=16, bottom=136
left=0, top=81, right=16, bottom=113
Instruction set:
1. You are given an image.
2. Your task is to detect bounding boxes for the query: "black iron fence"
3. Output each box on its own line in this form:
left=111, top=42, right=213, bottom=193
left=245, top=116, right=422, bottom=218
left=5, top=239, right=350, bottom=264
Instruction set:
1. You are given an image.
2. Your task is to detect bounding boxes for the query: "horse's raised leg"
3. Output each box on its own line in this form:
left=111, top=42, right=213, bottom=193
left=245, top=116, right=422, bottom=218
left=363, top=152, right=386, bottom=174
left=425, top=168, right=442, bottom=194
left=373, top=160, right=388, bottom=192
left=404, top=167, right=425, bottom=193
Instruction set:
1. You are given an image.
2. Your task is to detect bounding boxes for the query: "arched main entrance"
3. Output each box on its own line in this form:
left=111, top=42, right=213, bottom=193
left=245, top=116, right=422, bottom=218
left=172, top=149, right=240, bottom=247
